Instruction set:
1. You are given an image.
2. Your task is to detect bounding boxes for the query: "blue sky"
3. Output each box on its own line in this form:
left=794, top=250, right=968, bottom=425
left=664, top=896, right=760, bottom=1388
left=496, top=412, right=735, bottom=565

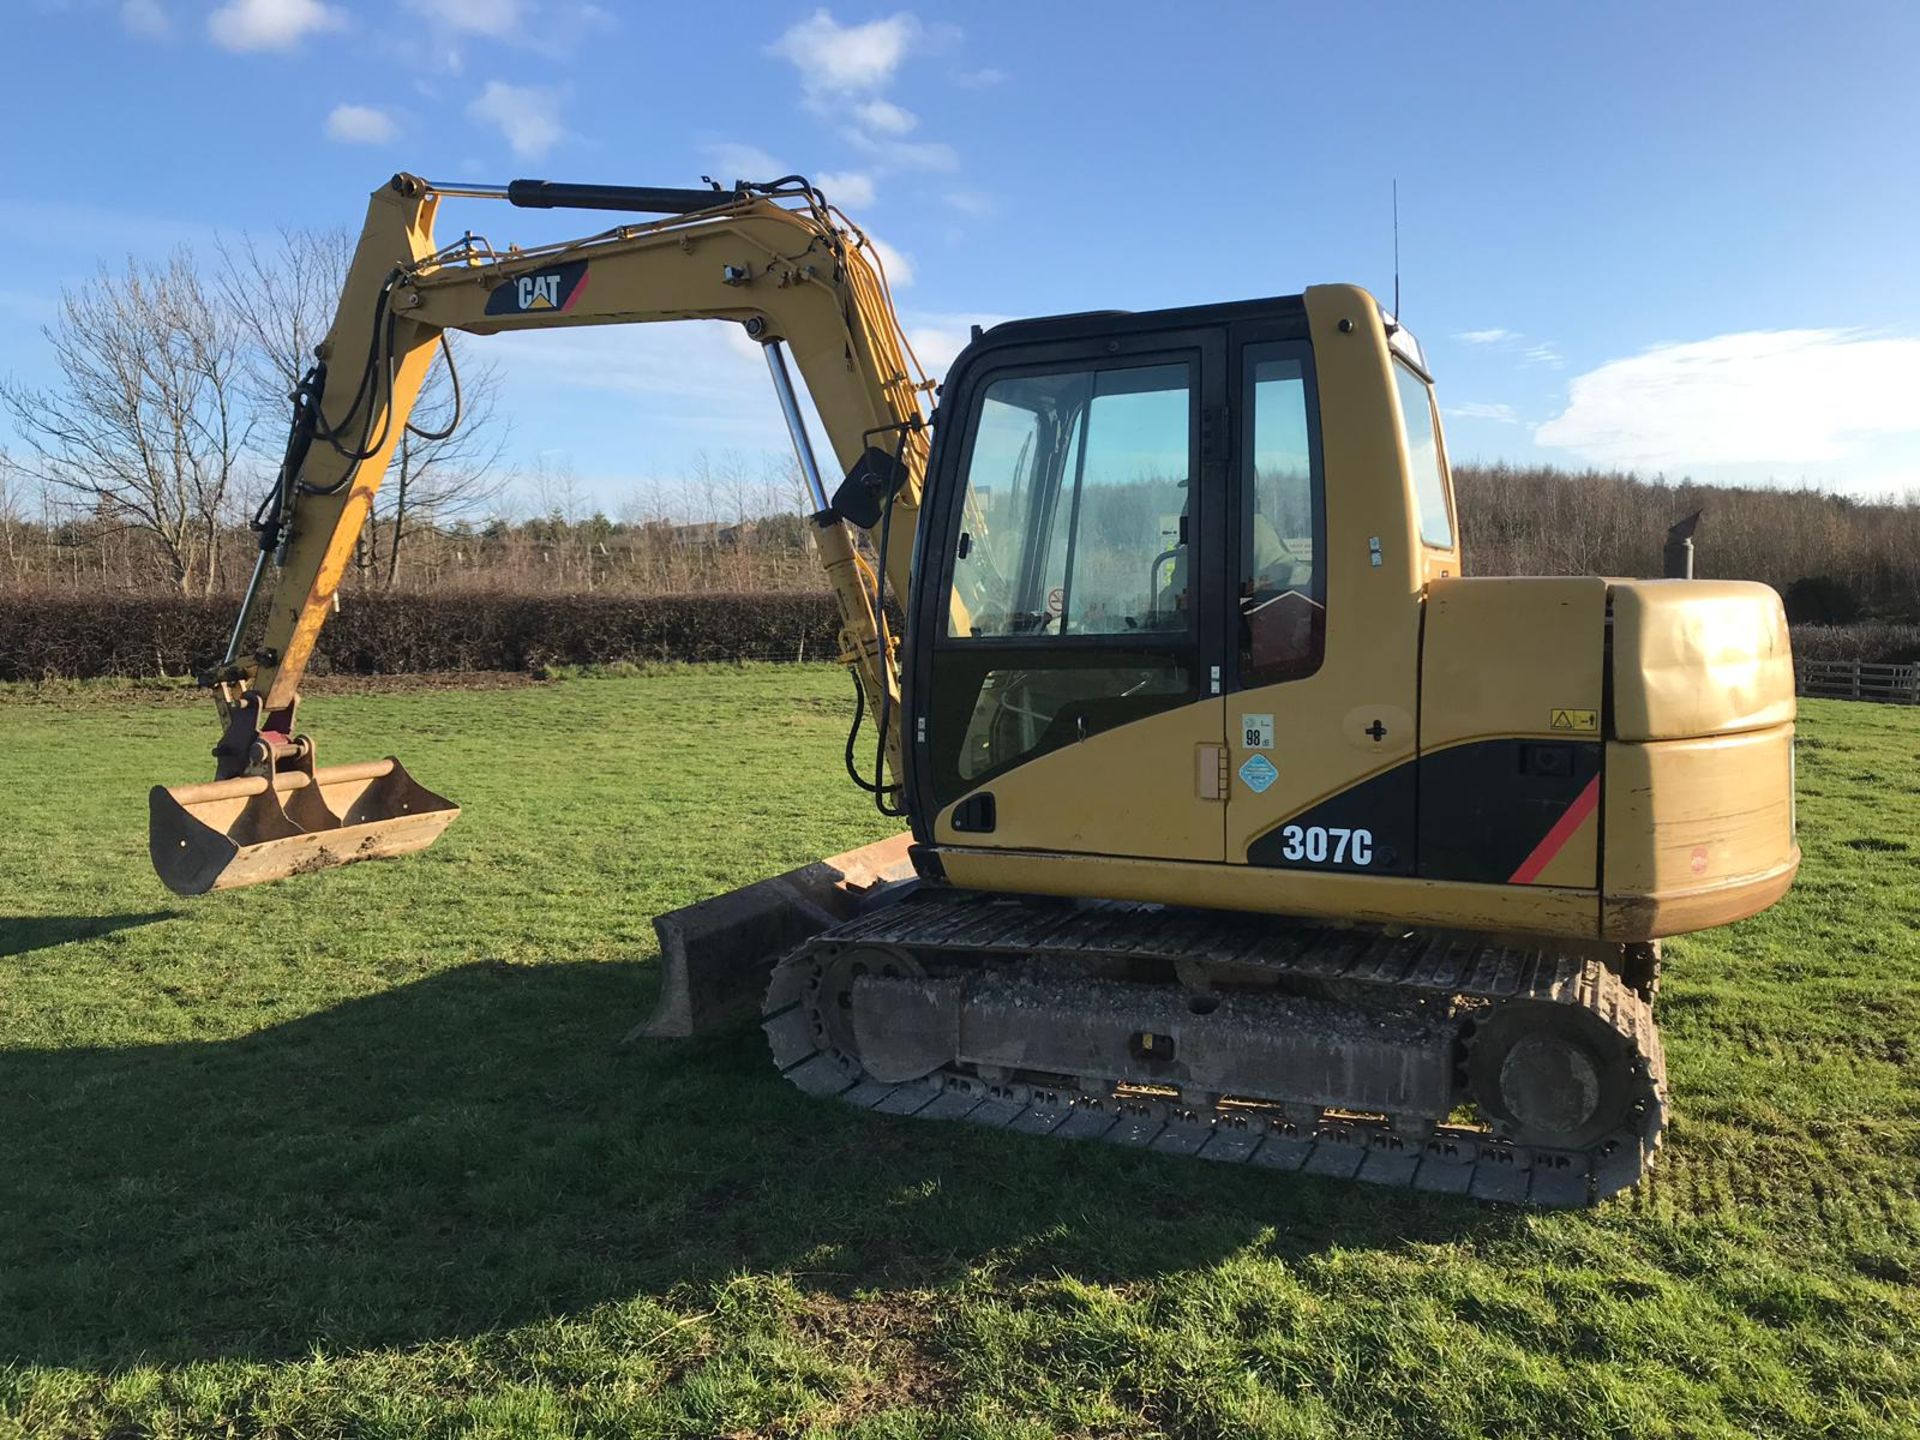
left=7, top=0, right=1920, bottom=510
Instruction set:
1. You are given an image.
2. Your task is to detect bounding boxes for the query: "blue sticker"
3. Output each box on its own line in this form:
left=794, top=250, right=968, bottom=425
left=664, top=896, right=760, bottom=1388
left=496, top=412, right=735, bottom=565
left=1238, top=753, right=1278, bottom=794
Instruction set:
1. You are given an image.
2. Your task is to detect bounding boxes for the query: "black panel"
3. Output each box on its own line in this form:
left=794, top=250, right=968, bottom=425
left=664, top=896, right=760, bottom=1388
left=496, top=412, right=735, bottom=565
left=1245, top=763, right=1418, bottom=875
left=950, top=792, right=996, bottom=833
left=923, top=650, right=1194, bottom=807
left=966, top=295, right=1307, bottom=355
left=1419, top=740, right=1601, bottom=884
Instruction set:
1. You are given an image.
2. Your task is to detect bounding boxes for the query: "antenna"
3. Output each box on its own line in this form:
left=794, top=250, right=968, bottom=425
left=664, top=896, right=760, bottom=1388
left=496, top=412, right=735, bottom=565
left=1392, top=179, right=1401, bottom=321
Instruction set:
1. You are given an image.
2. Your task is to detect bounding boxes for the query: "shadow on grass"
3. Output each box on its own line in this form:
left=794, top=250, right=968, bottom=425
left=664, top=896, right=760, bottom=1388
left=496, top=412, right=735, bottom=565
left=0, top=911, right=178, bottom=959
left=0, top=960, right=1520, bottom=1369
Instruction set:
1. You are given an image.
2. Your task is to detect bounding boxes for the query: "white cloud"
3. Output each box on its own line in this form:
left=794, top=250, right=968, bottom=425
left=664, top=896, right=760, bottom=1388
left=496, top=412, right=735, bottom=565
left=325, top=103, right=398, bottom=144
left=853, top=98, right=917, bottom=135
left=1454, top=327, right=1561, bottom=368
left=702, top=142, right=785, bottom=183
left=1445, top=401, right=1519, bottom=424
left=493, top=324, right=764, bottom=405
left=769, top=9, right=921, bottom=95
left=942, top=188, right=996, bottom=217
left=404, top=0, right=521, bottom=35
left=485, top=324, right=814, bottom=467
left=467, top=81, right=565, bottom=160
left=817, top=170, right=876, bottom=208
left=207, top=0, right=343, bottom=51
left=395, top=0, right=613, bottom=66
left=1534, top=328, right=1920, bottom=471
left=764, top=8, right=962, bottom=181
left=847, top=131, right=959, bottom=172
left=121, top=0, right=168, bottom=37
left=904, top=311, right=1015, bottom=377
left=866, top=237, right=913, bottom=288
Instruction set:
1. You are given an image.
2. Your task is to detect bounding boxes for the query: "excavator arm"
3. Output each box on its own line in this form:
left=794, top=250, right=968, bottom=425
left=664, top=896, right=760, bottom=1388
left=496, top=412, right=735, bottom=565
left=152, top=172, right=933, bottom=897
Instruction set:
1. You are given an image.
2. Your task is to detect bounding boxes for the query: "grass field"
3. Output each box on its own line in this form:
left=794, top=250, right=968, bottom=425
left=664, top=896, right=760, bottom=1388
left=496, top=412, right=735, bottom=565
left=1, top=668, right=1916, bottom=1439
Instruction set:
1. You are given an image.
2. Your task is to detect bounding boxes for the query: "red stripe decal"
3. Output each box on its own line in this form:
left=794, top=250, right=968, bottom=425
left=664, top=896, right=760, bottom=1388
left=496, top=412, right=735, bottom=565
left=1507, top=775, right=1601, bottom=885
left=560, top=268, right=590, bottom=312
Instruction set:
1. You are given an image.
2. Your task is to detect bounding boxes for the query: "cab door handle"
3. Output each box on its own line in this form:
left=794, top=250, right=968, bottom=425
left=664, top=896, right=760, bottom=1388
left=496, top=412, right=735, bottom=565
left=1196, top=744, right=1227, bottom=800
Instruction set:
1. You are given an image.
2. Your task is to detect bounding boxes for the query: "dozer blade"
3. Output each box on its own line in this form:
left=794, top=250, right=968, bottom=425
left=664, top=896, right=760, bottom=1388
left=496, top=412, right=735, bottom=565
left=150, top=758, right=459, bottom=896
left=630, top=832, right=917, bottom=1041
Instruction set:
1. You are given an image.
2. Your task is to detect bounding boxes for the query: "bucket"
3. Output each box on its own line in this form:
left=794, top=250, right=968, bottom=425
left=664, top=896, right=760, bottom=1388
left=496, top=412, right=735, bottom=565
left=150, top=757, right=459, bottom=896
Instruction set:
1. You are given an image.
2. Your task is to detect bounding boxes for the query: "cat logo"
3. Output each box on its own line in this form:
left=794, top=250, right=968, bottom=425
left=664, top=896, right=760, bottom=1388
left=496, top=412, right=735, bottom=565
left=518, top=274, right=562, bottom=310
left=484, top=260, right=589, bottom=317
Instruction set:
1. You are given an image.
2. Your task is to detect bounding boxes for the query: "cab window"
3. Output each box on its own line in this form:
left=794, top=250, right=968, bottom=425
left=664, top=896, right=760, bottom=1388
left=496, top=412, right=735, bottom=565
left=1240, top=346, right=1324, bottom=687
left=1393, top=358, right=1453, bottom=549
left=948, top=363, right=1191, bottom=638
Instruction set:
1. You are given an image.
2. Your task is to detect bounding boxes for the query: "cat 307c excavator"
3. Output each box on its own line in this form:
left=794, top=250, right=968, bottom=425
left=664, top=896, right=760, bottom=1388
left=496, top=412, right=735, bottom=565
left=150, top=173, right=1799, bottom=1206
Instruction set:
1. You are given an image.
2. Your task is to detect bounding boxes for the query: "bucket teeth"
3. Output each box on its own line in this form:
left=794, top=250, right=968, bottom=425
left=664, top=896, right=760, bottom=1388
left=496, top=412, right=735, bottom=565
left=149, top=757, right=458, bottom=895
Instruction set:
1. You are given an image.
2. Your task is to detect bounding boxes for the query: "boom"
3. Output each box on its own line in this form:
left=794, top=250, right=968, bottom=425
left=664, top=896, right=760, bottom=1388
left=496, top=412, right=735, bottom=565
left=233, top=172, right=926, bottom=788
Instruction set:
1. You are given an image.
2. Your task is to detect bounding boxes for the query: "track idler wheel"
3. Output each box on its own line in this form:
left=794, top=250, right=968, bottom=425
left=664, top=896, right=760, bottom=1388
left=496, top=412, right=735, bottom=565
left=816, top=945, right=958, bottom=1084
left=1467, top=1000, right=1636, bottom=1151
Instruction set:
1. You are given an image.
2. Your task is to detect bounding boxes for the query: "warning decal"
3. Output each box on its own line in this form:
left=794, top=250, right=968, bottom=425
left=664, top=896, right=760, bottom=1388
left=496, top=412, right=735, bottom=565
left=1549, top=708, right=1599, bottom=734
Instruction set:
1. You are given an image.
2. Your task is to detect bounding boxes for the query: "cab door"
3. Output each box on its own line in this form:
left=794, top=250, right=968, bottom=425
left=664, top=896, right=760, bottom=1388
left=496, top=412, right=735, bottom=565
left=1222, top=317, right=1423, bottom=876
left=911, top=325, right=1229, bottom=861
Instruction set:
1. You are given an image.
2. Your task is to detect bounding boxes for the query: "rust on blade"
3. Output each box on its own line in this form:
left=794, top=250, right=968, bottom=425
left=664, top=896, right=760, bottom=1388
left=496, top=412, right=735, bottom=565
left=150, top=757, right=459, bottom=895
left=630, top=832, right=917, bottom=1041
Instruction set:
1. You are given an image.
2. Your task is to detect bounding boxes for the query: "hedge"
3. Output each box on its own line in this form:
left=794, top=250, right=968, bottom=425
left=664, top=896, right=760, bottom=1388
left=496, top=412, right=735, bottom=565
left=0, top=591, right=847, bottom=681
left=3, top=590, right=1917, bottom=682
left=1786, top=621, right=1920, bottom=667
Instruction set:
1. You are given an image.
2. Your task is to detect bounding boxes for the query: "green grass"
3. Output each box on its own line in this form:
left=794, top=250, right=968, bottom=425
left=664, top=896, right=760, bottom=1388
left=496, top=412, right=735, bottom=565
left=1, top=670, right=1916, bottom=1439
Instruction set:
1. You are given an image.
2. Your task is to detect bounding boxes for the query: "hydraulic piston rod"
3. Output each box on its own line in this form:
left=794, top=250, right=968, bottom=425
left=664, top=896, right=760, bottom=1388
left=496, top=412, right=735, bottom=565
left=762, top=339, right=831, bottom=514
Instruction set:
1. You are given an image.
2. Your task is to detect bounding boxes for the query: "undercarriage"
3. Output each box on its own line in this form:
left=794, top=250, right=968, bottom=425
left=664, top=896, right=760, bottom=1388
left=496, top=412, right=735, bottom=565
left=764, top=891, right=1666, bottom=1207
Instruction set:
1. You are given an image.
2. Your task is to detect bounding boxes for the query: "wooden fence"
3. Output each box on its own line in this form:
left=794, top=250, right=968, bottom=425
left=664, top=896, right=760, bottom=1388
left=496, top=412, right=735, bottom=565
left=1798, top=660, right=1920, bottom=704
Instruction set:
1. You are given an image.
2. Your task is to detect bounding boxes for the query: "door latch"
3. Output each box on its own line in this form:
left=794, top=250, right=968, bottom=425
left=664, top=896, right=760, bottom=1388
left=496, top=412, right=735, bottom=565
left=1196, top=744, right=1228, bottom=801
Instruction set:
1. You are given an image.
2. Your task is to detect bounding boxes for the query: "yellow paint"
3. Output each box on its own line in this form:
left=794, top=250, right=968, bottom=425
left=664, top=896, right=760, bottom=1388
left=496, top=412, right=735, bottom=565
left=933, top=698, right=1225, bottom=861
left=258, top=183, right=443, bottom=711
left=1223, top=288, right=1444, bottom=862
left=1421, top=577, right=1607, bottom=748
left=243, top=176, right=932, bottom=795
left=1602, top=721, right=1800, bottom=935
left=225, top=180, right=1801, bottom=952
left=939, top=845, right=1602, bottom=938
left=1610, top=579, right=1794, bottom=741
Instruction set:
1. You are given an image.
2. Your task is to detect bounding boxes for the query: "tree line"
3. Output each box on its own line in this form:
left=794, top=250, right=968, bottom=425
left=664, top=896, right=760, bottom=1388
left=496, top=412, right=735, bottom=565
left=8, top=453, right=1920, bottom=623
left=4, top=243, right=1919, bottom=618
left=0, top=232, right=509, bottom=596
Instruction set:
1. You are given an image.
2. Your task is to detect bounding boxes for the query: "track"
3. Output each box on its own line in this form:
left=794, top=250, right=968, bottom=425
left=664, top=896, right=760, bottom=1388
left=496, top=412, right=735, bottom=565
left=763, top=891, right=1667, bottom=1207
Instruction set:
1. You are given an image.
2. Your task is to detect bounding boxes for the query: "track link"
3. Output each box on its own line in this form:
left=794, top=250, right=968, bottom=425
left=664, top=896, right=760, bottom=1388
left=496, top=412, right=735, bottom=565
left=763, top=892, right=1667, bottom=1207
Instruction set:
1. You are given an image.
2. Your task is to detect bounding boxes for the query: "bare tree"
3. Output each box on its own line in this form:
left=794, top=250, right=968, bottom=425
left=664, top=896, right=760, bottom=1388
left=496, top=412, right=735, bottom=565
left=0, top=450, right=26, bottom=587
left=218, top=227, right=510, bottom=588
left=0, top=252, right=253, bottom=593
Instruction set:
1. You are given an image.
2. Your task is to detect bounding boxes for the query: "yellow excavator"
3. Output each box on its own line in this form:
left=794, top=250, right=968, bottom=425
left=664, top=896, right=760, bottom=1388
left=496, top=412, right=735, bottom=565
left=150, top=173, right=1799, bottom=1205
